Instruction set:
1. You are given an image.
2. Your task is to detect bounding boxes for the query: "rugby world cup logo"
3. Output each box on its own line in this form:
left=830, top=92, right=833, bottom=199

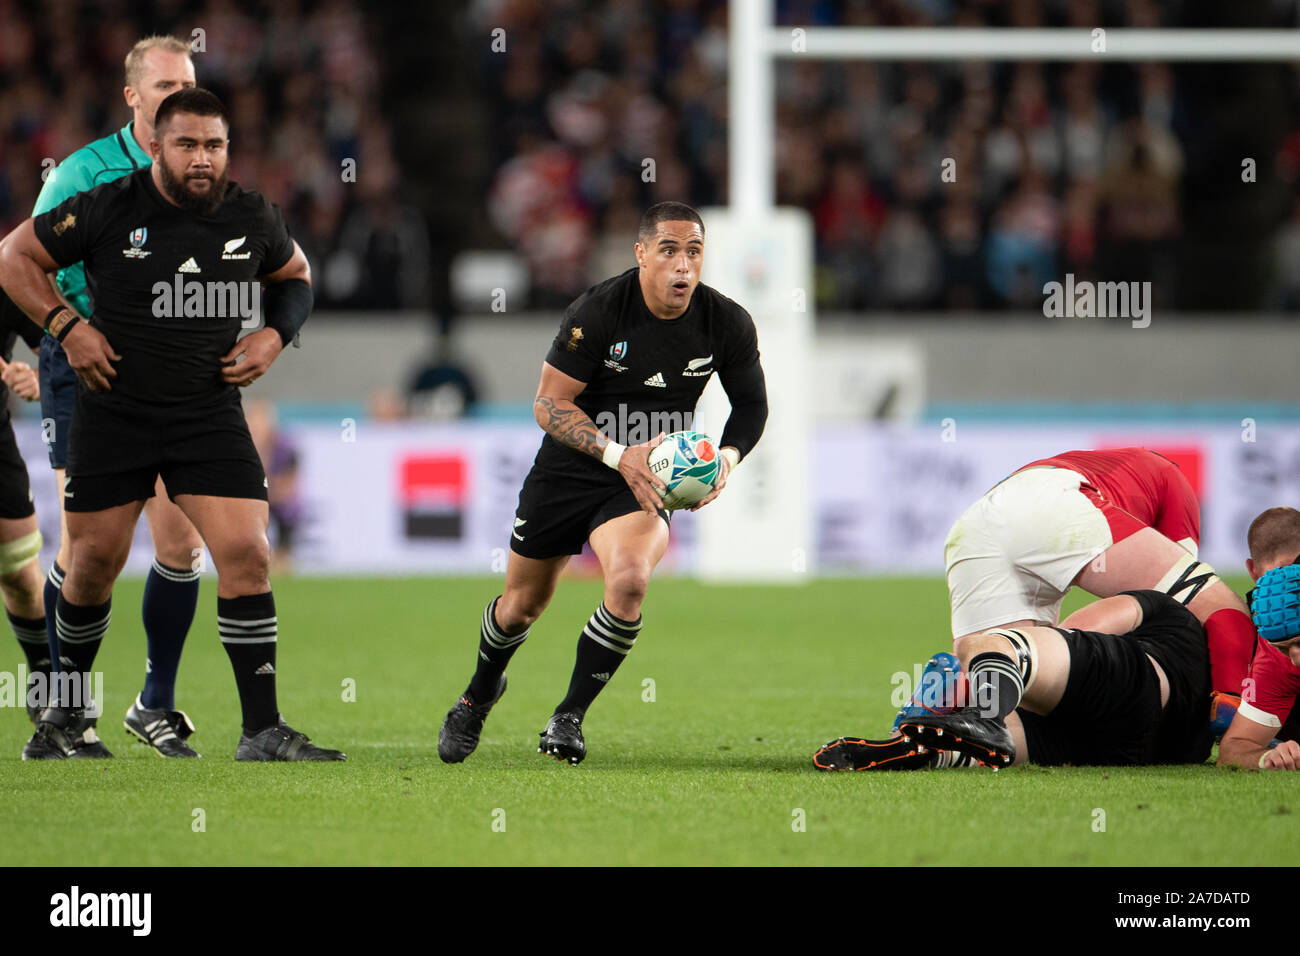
left=610, top=341, right=628, bottom=360
left=129, top=227, right=147, bottom=248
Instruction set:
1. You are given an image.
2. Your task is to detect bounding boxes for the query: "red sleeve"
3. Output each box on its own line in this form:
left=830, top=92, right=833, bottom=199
left=1240, top=641, right=1300, bottom=729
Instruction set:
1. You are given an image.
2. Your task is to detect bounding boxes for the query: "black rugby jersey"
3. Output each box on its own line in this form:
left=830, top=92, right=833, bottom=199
left=539, top=267, right=766, bottom=479
left=1066, top=590, right=1212, bottom=764
left=32, top=167, right=295, bottom=409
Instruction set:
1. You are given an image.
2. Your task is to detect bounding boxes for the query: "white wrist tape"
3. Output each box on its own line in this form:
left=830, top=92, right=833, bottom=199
left=603, top=440, right=626, bottom=470
left=721, top=447, right=740, bottom=469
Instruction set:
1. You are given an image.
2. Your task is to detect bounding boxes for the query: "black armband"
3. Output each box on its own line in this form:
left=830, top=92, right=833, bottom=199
left=262, top=278, right=312, bottom=348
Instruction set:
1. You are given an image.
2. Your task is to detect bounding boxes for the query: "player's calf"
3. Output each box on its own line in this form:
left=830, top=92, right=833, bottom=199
left=1, top=546, right=52, bottom=721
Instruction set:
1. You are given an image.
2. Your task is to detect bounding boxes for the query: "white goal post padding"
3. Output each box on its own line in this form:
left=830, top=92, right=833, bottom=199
left=706, top=5, right=1299, bottom=582
left=694, top=207, right=814, bottom=583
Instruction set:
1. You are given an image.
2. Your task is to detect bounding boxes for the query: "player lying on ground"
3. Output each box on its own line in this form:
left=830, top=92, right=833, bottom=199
left=438, top=201, right=768, bottom=765
left=32, top=35, right=205, bottom=757
left=0, top=299, right=52, bottom=726
left=1216, top=556, right=1300, bottom=770
left=901, top=448, right=1254, bottom=737
left=0, top=88, right=342, bottom=761
left=947, top=448, right=1252, bottom=693
left=1226, top=505, right=1300, bottom=749
left=815, top=590, right=1212, bottom=770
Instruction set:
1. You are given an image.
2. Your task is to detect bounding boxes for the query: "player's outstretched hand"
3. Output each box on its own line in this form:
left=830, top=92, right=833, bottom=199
left=0, top=357, right=38, bottom=401
left=688, top=450, right=732, bottom=511
left=1262, top=739, right=1300, bottom=770
left=221, top=328, right=283, bottom=387
left=61, top=322, right=120, bottom=392
left=617, top=432, right=669, bottom=514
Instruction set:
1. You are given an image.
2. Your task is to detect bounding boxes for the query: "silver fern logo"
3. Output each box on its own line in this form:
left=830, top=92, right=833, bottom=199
left=222, top=235, right=252, bottom=260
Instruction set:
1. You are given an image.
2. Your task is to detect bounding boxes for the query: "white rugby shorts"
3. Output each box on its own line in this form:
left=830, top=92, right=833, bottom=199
left=944, top=467, right=1114, bottom=640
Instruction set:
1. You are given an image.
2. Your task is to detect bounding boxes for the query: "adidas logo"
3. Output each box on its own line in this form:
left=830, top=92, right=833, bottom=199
left=177, top=257, right=201, bottom=274
left=254, top=662, right=276, bottom=675
left=592, top=672, right=612, bottom=682
left=643, top=372, right=667, bottom=388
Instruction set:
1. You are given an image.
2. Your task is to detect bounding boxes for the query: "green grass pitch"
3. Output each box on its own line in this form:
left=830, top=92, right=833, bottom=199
left=0, top=574, right=1291, bottom=866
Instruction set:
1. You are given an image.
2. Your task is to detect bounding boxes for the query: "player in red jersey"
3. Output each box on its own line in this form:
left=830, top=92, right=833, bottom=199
left=944, top=447, right=1254, bottom=698
left=870, top=448, right=1252, bottom=759
left=1217, top=508, right=1300, bottom=769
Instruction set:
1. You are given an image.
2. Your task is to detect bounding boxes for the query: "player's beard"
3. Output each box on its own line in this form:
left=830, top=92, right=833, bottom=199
left=158, top=159, right=228, bottom=215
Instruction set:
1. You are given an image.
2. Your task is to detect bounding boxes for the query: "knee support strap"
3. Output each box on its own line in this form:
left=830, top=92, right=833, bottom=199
left=983, top=627, right=1037, bottom=691
left=0, top=530, right=42, bottom=575
left=1154, top=552, right=1219, bottom=606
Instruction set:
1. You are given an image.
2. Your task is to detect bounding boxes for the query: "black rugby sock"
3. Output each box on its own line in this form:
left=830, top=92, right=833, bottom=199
left=54, top=593, right=111, bottom=710
left=218, top=592, right=279, bottom=733
left=140, top=559, right=200, bottom=711
left=968, top=651, right=1024, bottom=719
left=9, top=611, right=50, bottom=672
left=468, top=596, right=529, bottom=703
left=43, top=562, right=64, bottom=672
left=555, top=604, right=641, bottom=718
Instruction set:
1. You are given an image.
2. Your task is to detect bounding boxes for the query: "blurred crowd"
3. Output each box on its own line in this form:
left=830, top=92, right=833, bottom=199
left=0, top=0, right=427, bottom=310
left=474, top=0, right=1300, bottom=311
left=7, top=0, right=1300, bottom=316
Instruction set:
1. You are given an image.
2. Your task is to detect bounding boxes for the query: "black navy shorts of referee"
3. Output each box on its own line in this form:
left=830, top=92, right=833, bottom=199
left=0, top=417, right=36, bottom=519
left=64, top=391, right=266, bottom=513
left=510, top=459, right=669, bottom=559
left=38, top=336, right=77, bottom=469
left=1016, top=590, right=1212, bottom=766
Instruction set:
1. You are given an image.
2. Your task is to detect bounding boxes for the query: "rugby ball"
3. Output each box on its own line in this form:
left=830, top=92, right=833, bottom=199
left=647, top=430, right=722, bottom=510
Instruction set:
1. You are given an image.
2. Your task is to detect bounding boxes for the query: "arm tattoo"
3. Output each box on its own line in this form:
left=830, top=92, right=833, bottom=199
left=534, top=395, right=607, bottom=461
